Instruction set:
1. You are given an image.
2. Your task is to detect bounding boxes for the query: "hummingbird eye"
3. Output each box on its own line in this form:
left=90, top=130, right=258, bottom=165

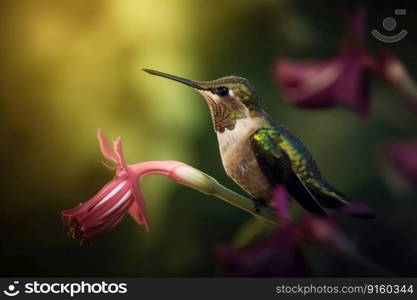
left=214, top=86, right=229, bottom=97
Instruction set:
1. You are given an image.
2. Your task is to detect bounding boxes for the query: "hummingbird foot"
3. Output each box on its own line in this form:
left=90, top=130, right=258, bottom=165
left=252, top=198, right=266, bottom=214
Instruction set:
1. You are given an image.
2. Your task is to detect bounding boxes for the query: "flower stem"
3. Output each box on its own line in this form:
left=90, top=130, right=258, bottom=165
left=211, top=180, right=278, bottom=225
left=169, top=164, right=278, bottom=226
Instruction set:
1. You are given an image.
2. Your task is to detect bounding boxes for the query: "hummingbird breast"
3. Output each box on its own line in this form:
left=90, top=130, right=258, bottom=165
left=216, top=117, right=273, bottom=202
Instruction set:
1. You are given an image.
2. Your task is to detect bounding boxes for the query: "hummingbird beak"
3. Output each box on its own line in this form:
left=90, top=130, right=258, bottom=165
left=142, top=69, right=204, bottom=90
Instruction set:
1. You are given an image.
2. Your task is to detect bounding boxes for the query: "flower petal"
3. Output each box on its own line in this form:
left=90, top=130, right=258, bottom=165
left=274, top=6, right=374, bottom=118
left=216, top=225, right=309, bottom=276
left=300, top=214, right=340, bottom=246
left=339, top=203, right=375, bottom=219
left=111, top=135, right=150, bottom=230
left=275, top=50, right=371, bottom=117
left=61, top=176, right=135, bottom=243
left=272, top=185, right=290, bottom=220
left=97, top=129, right=118, bottom=163
left=114, top=137, right=128, bottom=172
left=128, top=181, right=150, bottom=232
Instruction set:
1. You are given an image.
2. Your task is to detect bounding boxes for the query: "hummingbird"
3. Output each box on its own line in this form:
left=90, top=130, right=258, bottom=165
left=143, top=69, right=372, bottom=217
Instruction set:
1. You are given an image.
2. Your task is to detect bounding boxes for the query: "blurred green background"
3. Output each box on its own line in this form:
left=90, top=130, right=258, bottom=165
left=1, top=0, right=416, bottom=276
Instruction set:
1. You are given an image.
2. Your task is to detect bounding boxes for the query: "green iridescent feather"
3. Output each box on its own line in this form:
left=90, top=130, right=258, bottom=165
left=251, top=118, right=348, bottom=210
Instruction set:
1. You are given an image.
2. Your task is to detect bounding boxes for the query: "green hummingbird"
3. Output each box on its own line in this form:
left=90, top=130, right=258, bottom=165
left=143, top=69, right=370, bottom=217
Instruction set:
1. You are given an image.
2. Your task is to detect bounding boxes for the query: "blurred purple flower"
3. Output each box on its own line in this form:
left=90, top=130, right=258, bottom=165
left=274, top=6, right=417, bottom=118
left=216, top=225, right=308, bottom=276
left=339, top=203, right=375, bottom=219
left=216, top=185, right=342, bottom=276
left=385, top=140, right=417, bottom=187
left=276, top=50, right=372, bottom=117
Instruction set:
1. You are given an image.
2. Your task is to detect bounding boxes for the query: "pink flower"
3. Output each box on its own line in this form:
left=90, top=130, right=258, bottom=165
left=61, top=130, right=186, bottom=243
left=216, top=224, right=309, bottom=276
left=216, top=183, right=377, bottom=276
left=274, top=7, right=372, bottom=117
left=276, top=49, right=372, bottom=117
left=216, top=185, right=342, bottom=276
left=63, top=129, right=281, bottom=244
left=274, top=6, right=417, bottom=118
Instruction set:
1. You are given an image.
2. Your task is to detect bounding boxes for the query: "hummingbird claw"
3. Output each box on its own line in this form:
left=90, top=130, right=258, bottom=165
left=252, top=198, right=265, bottom=214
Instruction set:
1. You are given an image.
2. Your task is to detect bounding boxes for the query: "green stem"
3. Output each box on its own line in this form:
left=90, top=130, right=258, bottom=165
left=170, top=165, right=278, bottom=226
left=212, top=181, right=278, bottom=226
left=170, top=164, right=391, bottom=274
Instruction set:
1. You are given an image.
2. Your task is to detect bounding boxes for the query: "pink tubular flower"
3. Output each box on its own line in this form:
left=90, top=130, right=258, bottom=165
left=274, top=6, right=417, bottom=118
left=216, top=185, right=343, bottom=276
left=61, top=130, right=187, bottom=243
left=216, top=224, right=309, bottom=277
left=276, top=49, right=371, bottom=117
left=62, top=129, right=280, bottom=244
left=275, top=6, right=371, bottom=117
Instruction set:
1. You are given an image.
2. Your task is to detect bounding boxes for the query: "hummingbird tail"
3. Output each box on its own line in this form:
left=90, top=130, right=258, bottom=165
left=309, top=186, right=375, bottom=219
left=310, top=186, right=347, bottom=209
left=338, top=203, right=375, bottom=219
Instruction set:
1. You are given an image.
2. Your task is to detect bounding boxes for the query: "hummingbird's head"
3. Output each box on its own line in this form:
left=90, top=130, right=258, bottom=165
left=143, top=69, right=261, bottom=132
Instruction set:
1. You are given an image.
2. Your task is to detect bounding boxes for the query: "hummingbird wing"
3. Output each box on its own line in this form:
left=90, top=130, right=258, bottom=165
left=250, top=128, right=326, bottom=216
